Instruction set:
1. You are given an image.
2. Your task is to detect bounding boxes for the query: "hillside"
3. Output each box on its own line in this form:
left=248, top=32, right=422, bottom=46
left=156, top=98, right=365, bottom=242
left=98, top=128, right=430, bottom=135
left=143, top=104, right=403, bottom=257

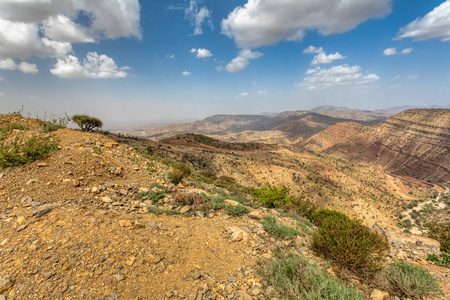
left=1, top=113, right=449, bottom=299
left=117, top=108, right=391, bottom=143
left=302, top=109, right=450, bottom=183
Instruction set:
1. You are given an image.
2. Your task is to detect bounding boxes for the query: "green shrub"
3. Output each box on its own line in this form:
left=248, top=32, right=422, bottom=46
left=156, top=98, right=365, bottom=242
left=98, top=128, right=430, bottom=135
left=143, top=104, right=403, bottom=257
left=426, top=221, right=450, bottom=252
left=224, top=204, right=249, bottom=216
left=291, top=196, right=317, bottom=218
left=311, top=209, right=389, bottom=275
left=72, top=114, right=103, bottom=132
left=168, top=169, right=184, bottom=184
left=0, top=136, right=59, bottom=168
left=171, top=162, right=191, bottom=177
left=257, top=250, right=364, bottom=300
left=38, top=113, right=70, bottom=132
left=261, top=216, right=300, bottom=240
left=252, top=186, right=290, bottom=208
left=387, top=260, right=441, bottom=298
left=147, top=206, right=180, bottom=216
left=427, top=251, right=450, bottom=267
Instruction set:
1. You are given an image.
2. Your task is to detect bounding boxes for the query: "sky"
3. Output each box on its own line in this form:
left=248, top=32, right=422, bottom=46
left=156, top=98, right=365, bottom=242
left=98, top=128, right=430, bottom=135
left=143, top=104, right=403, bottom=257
left=0, top=0, right=449, bottom=128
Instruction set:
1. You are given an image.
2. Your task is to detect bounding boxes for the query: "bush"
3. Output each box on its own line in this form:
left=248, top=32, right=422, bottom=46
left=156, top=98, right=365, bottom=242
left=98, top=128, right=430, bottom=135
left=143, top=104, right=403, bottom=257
left=426, top=221, right=450, bottom=252
left=257, top=250, right=364, bottom=300
left=224, top=204, right=249, bottom=216
left=261, top=216, right=300, bottom=240
left=38, top=113, right=70, bottom=132
left=168, top=169, right=184, bottom=184
left=0, top=136, right=59, bottom=168
left=252, top=186, right=290, bottom=208
left=291, top=196, right=317, bottom=218
left=387, top=260, right=441, bottom=298
left=311, top=209, right=389, bottom=275
left=427, top=251, right=450, bottom=267
left=72, top=114, right=103, bottom=132
left=167, top=162, right=192, bottom=184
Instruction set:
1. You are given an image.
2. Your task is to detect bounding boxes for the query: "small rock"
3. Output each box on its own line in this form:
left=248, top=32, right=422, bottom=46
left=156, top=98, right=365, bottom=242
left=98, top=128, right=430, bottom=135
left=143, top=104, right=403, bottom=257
left=235, top=291, right=252, bottom=300
left=0, top=173, right=3, bottom=179
left=223, top=199, right=240, bottom=206
left=192, top=270, right=201, bottom=280
left=119, top=220, right=132, bottom=227
left=134, top=220, right=145, bottom=228
left=0, top=295, right=6, bottom=300
left=114, top=274, right=125, bottom=282
left=196, top=211, right=205, bottom=218
left=102, top=197, right=113, bottom=203
left=262, top=253, right=271, bottom=259
left=0, top=239, right=8, bottom=246
left=247, top=211, right=262, bottom=220
left=126, top=256, right=136, bottom=266
left=370, top=289, right=389, bottom=300
left=73, top=179, right=80, bottom=187
left=113, top=167, right=122, bottom=175
left=152, top=256, right=161, bottom=264
left=94, top=268, right=103, bottom=276
left=16, top=216, right=26, bottom=225
left=26, top=179, right=38, bottom=185
left=179, top=206, right=191, bottom=214
left=228, top=227, right=248, bottom=242
left=91, top=187, right=100, bottom=194
left=0, top=278, right=14, bottom=293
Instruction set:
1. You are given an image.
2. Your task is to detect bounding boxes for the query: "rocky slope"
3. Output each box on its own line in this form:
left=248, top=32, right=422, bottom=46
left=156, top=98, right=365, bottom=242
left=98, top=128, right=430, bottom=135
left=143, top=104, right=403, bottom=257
left=302, top=109, right=450, bottom=184
left=1, top=113, right=449, bottom=299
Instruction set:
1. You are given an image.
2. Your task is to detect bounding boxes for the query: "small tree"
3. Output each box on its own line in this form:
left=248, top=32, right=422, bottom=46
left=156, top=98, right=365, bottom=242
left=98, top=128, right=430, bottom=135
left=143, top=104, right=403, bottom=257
left=72, top=114, right=103, bottom=132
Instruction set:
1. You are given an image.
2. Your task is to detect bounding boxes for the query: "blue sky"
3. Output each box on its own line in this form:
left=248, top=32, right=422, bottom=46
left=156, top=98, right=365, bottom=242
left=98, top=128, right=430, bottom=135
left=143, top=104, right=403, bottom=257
left=0, top=0, right=449, bottom=127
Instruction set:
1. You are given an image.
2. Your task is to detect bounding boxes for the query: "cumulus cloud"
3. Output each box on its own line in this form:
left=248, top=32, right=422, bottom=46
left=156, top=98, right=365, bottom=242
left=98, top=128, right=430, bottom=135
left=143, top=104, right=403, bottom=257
left=50, top=52, right=127, bottom=79
left=0, top=58, right=17, bottom=70
left=300, top=64, right=380, bottom=90
left=398, top=1, right=450, bottom=41
left=225, top=49, right=263, bottom=73
left=221, top=0, right=392, bottom=49
left=303, top=46, right=323, bottom=54
left=195, top=48, right=213, bottom=58
left=383, top=47, right=397, bottom=56
left=185, top=0, right=213, bottom=35
left=181, top=71, right=191, bottom=76
left=18, top=62, right=38, bottom=74
left=383, top=47, right=413, bottom=56
left=0, top=0, right=141, bottom=77
left=234, top=92, right=248, bottom=99
left=311, top=51, right=346, bottom=65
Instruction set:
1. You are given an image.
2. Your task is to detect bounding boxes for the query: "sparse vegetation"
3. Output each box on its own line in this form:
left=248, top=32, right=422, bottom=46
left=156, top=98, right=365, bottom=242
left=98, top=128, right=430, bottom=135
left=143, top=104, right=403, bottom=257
left=260, top=216, right=300, bottom=240
left=257, top=250, right=364, bottom=300
left=0, top=136, right=59, bottom=168
left=147, top=206, right=180, bottom=216
left=38, top=112, right=70, bottom=132
left=387, top=260, right=441, bottom=299
left=224, top=204, right=249, bottom=216
left=311, top=209, right=389, bottom=275
left=427, top=251, right=450, bottom=267
left=426, top=221, right=450, bottom=252
left=252, top=186, right=291, bottom=208
left=72, top=114, right=103, bottom=132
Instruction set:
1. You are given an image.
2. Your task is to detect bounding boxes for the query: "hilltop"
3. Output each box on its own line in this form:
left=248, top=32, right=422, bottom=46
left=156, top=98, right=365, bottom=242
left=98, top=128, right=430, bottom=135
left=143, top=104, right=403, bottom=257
left=1, top=113, right=449, bottom=299
left=302, top=109, right=450, bottom=183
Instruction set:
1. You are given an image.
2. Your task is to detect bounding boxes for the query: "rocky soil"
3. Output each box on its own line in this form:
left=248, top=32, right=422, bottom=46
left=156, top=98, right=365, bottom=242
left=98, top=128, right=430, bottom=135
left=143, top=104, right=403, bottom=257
left=1, top=114, right=449, bottom=299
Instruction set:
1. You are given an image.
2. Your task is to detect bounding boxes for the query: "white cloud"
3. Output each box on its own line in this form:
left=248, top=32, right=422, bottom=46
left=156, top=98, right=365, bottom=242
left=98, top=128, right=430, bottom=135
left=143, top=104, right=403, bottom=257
left=42, top=15, right=94, bottom=43
left=182, top=71, right=191, bottom=76
left=300, top=64, right=380, bottom=90
left=401, top=48, right=413, bottom=55
left=398, top=1, right=450, bottom=41
left=407, top=74, right=418, bottom=79
left=0, top=0, right=141, bottom=77
left=216, top=65, right=223, bottom=72
left=190, top=48, right=197, bottom=53
left=303, top=46, right=323, bottom=54
left=18, top=62, right=38, bottom=74
left=166, top=54, right=175, bottom=59
left=383, top=47, right=397, bottom=56
left=50, top=52, right=127, bottom=79
left=234, top=92, right=248, bottom=99
left=383, top=47, right=413, bottom=56
left=258, top=90, right=268, bottom=94
left=392, top=75, right=400, bottom=80
left=389, top=84, right=401, bottom=89
left=196, top=48, right=213, bottom=58
left=221, top=0, right=392, bottom=48
left=185, top=0, right=213, bottom=35
left=311, top=51, right=346, bottom=65
left=225, top=49, right=263, bottom=73
left=0, top=58, right=17, bottom=70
